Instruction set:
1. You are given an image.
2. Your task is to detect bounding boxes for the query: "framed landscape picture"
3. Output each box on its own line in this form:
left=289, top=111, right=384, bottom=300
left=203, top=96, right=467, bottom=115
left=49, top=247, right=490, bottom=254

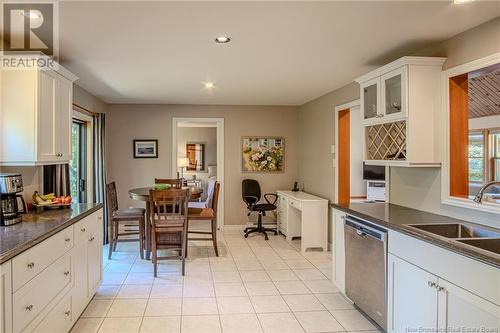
left=242, top=137, right=284, bottom=172
left=133, top=139, right=158, bottom=158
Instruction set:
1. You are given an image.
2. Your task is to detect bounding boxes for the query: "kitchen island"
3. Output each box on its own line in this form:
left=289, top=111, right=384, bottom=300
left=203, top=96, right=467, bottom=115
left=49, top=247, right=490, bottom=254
left=0, top=204, right=104, bottom=333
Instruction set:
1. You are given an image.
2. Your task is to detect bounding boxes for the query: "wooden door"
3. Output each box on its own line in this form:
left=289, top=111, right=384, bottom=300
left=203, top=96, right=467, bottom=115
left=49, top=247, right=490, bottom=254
left=338, top=109, right=350, bottom=204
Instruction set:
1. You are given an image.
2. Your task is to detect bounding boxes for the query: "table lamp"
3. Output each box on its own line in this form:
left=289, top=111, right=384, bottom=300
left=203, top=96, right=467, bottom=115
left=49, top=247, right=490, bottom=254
left=178, top=157, right=190, bottom=179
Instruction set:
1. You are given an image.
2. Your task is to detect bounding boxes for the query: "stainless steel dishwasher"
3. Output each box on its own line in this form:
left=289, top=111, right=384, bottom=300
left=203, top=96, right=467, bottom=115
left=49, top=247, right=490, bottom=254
left=344, top=215, right=387, bottom=331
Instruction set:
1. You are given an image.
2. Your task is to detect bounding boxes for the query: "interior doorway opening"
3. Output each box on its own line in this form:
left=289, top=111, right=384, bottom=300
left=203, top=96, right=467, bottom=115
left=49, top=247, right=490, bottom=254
left=172, top=118, right=225, bottom=228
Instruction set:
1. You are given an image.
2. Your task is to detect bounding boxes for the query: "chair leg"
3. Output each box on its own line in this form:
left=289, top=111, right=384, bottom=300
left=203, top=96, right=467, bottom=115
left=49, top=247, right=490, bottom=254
left=181, top=230, right=187, bottom=276
left=113, top=221, right=118, bottom=252
left=108, top=218, right=114, bottom=259
left=152, top=229, right=158, bottom=278
left=212, top=219, right=219, bottom=257
left=185, top=220, right=189, bottom=259
left=139, top=216, right=145, bottom=260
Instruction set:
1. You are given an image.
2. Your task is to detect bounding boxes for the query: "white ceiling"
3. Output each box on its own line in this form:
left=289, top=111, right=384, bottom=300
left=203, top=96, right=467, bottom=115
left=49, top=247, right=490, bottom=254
left=58, top=1, right=500, bottom=105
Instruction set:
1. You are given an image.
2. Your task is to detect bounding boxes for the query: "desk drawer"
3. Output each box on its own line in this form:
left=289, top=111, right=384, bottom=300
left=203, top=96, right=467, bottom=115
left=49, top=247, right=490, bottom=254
left=12, top=226, right=73, bottom=291
left=13, top=253, right=72, bottom=333
left=288, top=199, right=302, bottom=211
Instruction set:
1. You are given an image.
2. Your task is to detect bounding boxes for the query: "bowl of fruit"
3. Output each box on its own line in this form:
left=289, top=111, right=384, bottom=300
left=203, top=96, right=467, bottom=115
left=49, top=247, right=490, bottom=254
left=32, top=191, right=72, bottom=210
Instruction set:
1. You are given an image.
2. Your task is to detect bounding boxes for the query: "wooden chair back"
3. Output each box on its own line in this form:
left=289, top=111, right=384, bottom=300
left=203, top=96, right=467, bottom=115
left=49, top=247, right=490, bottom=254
left=106, top=182, right=119, bottom=213
left=211, top=182, right=221, bottom=213
left=149, top=189, right=189, bottom=227
left=154, top=178, right=182, bottom=189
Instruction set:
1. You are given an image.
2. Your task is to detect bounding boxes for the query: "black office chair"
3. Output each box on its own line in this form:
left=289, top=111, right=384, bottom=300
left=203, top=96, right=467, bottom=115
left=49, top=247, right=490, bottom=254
left=242, top=179, right=278, bottom=240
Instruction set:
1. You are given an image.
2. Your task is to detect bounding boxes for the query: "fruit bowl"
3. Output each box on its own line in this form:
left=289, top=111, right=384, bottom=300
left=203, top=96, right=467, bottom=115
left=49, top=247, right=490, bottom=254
left=33, top=202, right=72, bottom=210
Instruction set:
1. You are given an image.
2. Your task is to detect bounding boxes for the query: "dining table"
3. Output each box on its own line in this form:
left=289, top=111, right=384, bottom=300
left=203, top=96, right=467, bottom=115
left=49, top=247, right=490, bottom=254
left=129, top=186, right=203, bottom=260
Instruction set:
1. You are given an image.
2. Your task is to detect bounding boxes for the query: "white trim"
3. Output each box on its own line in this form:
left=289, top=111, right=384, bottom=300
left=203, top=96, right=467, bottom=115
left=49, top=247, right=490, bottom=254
left=333, top=99, right=360, bottom=204
left=441, top=52, right=500, bottom=215
left=172, top=117, right=226, bottom=226
left=72, top=108, right=94, bottom=204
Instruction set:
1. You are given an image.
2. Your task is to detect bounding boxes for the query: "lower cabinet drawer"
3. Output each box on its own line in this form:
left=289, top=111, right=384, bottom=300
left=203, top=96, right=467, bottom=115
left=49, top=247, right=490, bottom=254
left=13, top=253, right=72, bottom=333
left=32, top=292, right=73, bottom=333
left=12, top=226, right=73, bottom=291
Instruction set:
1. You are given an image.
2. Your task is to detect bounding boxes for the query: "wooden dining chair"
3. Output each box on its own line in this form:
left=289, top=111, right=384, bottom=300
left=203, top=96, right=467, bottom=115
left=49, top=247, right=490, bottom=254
left=154, top=178, right=182, bottom=189
left=106, top=182, right=146, bottom=259
left=187, top=181, right=220, bottom=257
left=149, top=188, right=189, bottom=277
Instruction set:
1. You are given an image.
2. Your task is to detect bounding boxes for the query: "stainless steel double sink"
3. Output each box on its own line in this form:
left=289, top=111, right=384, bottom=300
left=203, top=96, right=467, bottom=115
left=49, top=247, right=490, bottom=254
left=407, top=223, right=500, bottom=255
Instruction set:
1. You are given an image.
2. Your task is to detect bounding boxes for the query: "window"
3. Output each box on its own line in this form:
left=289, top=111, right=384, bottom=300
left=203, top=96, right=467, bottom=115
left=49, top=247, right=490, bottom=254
left=70, top=120, right=87, bottom=203
left=468, top=131, right=484, bottom=183
left=492, top=130, right=500, bottom=181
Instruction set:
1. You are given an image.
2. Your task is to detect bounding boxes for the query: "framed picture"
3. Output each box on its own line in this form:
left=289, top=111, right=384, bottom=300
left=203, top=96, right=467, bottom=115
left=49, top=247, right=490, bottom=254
left=133, top=139, right=158, bottom=158
left=242, top=137, right=285, bottom=172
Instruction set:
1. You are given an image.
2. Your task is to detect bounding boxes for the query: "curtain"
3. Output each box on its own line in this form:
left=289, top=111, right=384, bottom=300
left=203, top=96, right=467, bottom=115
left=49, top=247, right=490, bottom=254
left=93, top=113, right=108, bottom=244
left=43, top=164, right=70, bottom=196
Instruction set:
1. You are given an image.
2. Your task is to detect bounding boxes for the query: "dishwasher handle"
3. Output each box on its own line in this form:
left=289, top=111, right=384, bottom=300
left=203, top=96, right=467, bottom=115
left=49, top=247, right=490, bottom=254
left=344, top=216, right=387, bottom=242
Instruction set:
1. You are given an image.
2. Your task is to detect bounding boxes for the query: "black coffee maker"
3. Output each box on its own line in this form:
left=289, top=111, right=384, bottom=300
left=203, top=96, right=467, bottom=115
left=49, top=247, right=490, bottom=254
left=0, top=173, right=27, bottom=226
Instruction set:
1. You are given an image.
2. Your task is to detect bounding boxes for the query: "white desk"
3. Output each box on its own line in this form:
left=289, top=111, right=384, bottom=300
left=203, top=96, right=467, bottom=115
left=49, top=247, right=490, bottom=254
left=276, top=190, right=328, bottom=253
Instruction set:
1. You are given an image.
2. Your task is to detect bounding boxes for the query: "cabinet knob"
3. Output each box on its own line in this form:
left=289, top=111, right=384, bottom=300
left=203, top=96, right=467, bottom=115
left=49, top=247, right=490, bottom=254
left=65, top=310, right=71, bottom=316
left=65, top=237, right=71, bottom=242
left=64, top=270, right=70, bottom=276
left=25, top=304, right=34, bottom=311
left=437, top=286, right=446, bottom=292
left=27, top=262, right=35, bottom=269
left=98, top=216, right=102, bottom=220
left=88, top=236, right=95, bottom=242
left=427, top=281, right=436, bottom=288
left=81, top=227, right=86, bottom=232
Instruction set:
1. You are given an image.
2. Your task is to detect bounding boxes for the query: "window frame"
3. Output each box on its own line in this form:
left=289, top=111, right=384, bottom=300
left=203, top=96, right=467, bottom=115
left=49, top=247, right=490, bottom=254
left=71, top=109, right=94, bottom=203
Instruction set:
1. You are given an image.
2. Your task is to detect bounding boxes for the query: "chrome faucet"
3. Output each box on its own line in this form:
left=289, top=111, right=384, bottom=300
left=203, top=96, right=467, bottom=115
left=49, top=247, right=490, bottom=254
left=473, top=181, right=500, bottom=203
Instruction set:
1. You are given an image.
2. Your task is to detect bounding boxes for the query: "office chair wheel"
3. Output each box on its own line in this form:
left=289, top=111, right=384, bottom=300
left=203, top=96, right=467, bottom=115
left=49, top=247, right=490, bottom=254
left=244, top=233, right=248, bottom=238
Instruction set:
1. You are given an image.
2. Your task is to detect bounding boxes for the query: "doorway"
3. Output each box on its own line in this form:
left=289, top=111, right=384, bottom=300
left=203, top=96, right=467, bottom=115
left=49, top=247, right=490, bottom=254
left=172, top=117, right=225, bottom=228
left=334, top=100, right=364, bottom=204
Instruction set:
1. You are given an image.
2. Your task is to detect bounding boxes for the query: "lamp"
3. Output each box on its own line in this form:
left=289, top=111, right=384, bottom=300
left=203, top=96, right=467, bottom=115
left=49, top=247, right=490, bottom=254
left=178, top=157, right=189, bottom=179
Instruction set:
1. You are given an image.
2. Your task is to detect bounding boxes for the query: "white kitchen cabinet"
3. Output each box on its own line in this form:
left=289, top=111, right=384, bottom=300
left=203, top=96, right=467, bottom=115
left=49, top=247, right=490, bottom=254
left=356, top=56, right=446, bottom=166
left=0, top=54, right=78, bottom=166
left=332, top=209, right=346, bottom=293
left=437, top=279, right=499, bottom=331
left=387, top=254, right=438, bottom=333
left=0, top=261, right=12, bottom=333
left=277, top=194, right=288, bottom=236
left=388, top=230, right=500, bottom=333
left=72, top=211, right=103, bottom=319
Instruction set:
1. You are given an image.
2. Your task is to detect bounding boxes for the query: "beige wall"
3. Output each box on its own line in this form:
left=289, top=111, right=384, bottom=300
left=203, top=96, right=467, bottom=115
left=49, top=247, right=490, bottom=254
left=73, top=84, right=108, bottom=114
left=105, top=104, right=300, bottom=226
left=298, top=83, right=359, bottom=201
left=390, top=17, right=500, bottom=227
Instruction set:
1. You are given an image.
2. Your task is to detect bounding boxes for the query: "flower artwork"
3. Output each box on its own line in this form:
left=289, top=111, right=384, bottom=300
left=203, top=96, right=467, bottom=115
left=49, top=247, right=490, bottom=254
left=242, top=137, right=284, bottom=172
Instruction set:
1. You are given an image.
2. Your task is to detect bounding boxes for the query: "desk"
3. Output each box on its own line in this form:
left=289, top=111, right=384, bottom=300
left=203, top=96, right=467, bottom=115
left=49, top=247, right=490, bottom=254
left=277, top=190, right=328, bottom=253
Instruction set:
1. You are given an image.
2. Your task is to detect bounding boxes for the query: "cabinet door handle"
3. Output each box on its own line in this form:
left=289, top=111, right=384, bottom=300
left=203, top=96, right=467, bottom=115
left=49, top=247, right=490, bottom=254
left=25, top=304, right=34, bottom=311
left=27, top=262, right=35, bottom=269
left=81, top=227, right=86, bottom=232
left=437, top=286, right=446, bottom=292
left=98, top=216, right=102, bottom=220
left=64, top=270, right=70, bottom=276
left=88, top=236, right=95, bottom=242
left=65, top=237, right=71, bottom=242
left=427, top=281, right=437, bottom=288
left=65, top=310, right=71, bottom=316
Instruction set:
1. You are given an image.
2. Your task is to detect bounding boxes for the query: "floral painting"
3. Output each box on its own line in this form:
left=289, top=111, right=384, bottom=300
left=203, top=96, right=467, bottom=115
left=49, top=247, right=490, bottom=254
left=242, top=137, right=284, bottom=172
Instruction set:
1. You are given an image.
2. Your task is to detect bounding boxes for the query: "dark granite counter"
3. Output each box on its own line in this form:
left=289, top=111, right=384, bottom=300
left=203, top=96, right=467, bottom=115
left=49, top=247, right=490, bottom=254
left=332, top=202, right=500, bottom=268
left=0, top=203, right=103, bottom=264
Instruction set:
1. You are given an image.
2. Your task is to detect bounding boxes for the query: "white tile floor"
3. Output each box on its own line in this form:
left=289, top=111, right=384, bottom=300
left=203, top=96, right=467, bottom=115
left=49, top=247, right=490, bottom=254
left=71, top=223, right=381, bottom=333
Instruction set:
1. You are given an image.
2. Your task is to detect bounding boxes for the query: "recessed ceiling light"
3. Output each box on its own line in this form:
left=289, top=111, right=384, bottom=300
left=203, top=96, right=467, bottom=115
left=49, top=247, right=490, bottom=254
left=215, top=36, right=231, bottom=44
left=203, top=81, right=216, bottom=89
left=453, top=0, right=474, bottom=4
left=22, top=11, right=42, bottom=19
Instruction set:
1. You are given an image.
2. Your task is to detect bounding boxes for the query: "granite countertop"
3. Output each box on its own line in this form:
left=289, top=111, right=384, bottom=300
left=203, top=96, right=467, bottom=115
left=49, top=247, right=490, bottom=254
left=0, top=203, right=103, bottom=264
left=331, top=202, right=500, bottom=268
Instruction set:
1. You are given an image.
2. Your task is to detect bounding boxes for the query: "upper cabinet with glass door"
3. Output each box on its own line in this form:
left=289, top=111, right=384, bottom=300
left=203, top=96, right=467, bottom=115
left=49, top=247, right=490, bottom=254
left=356, top=57, right=446, bottom=166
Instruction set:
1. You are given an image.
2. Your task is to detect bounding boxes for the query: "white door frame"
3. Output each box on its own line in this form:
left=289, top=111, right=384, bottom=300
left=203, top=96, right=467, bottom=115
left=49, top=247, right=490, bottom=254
left=172, top=117, right=225, bottom=228
left=333, top=100, right=360, bottom=204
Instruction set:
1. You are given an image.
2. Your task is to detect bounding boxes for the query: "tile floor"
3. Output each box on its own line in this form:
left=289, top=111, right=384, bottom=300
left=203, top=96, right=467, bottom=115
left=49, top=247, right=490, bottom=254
left=71, top=223, right=380, bottom=333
